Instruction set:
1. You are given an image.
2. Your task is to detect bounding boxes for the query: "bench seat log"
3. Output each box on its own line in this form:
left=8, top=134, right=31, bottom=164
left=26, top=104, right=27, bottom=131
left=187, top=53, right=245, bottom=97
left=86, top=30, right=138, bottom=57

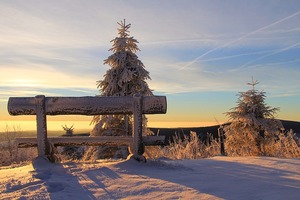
left=15, top=136, right=166, bottom=148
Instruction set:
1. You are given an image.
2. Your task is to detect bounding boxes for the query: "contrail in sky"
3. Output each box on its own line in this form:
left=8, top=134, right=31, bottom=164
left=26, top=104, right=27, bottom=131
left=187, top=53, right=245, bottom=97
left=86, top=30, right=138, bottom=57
left=200, top=49, right=274, bottom=62
left=238, top=42, right=300, bottom=69
left=179, top=10, right=300, bottom=70
left=239, top=58, right=300, bottom=68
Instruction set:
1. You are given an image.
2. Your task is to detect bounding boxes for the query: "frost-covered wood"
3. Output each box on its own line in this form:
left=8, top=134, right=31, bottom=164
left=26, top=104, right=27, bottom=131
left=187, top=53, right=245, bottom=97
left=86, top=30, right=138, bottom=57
left=218, top=127, right=225, bottom=156
left=130, top=95, right=144, bottom=157
left=35, top=95, right=49, bottom=158
left=8, top=96, right=166, bottom=115
left=15, top=136, right=166, bottom=147
left=8, top=94, right=167, bottom=162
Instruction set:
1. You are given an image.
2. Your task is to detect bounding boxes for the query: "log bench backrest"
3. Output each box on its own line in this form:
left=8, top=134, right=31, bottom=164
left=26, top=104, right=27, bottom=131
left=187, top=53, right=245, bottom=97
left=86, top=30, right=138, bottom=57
left=8, top=95, right=167, bottom=116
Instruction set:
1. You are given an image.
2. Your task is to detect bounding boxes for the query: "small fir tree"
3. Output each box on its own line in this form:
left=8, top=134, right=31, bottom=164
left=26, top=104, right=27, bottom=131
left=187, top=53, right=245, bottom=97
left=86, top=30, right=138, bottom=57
left=91, top=19, right=153, bottom=137
left=62, top=125, right=74, bottom=136
left=224, top=78, right=283, bottom=156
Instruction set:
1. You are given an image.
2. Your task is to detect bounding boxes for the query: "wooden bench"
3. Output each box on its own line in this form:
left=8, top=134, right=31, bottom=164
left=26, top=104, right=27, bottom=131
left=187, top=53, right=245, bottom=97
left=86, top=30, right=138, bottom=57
left=8, top=95, right=167, bottom=162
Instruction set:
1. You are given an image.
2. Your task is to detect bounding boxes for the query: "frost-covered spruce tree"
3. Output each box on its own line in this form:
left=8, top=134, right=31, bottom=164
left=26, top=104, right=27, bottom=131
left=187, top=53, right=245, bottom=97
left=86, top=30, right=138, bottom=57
left=90, top=19, right=153, bottom=137
left=224, top=79, right=283, bottom=156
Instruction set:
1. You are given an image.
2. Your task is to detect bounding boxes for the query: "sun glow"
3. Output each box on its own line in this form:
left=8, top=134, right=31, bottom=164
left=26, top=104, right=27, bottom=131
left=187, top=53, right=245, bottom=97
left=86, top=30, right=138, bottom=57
left=9, top=79, right=42, bottom=87
left=0, top=120, right=93, bottom=132
left=0, top=120, right=220, bottom=133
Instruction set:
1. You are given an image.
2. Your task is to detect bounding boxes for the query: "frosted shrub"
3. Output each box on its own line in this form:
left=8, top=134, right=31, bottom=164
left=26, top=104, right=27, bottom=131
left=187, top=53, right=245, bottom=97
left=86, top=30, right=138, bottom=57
left=224, top=126, right=260, bottom=156
left=0, top=125, right=20, bottom=165
left=262, top=130, right=300, bottom=158
left=145, top=131, right=220, bottom=159
left=0, top=126, right=37, bottom=166
left=224, top=125, right=300, bottom=158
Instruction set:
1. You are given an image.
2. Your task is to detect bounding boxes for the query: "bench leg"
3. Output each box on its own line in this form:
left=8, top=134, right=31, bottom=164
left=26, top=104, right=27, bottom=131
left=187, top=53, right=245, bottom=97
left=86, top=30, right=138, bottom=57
left=130, top=94, right=146, bottom=162
left=35, top=95, right=54, bottom=162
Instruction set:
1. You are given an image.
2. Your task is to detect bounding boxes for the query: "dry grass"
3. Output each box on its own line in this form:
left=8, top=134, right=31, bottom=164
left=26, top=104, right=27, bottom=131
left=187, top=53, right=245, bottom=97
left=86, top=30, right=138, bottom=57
left=0, top=125, right=37, bottom=166
left=146, top=129, right=300, bottom=160
left=145, top=131, right=220, bottom=160
left=261, top=130, right=300, bottom=158
left=224, top=128, right=300, bottom=158
left=1, top=125, right=299, bottom=166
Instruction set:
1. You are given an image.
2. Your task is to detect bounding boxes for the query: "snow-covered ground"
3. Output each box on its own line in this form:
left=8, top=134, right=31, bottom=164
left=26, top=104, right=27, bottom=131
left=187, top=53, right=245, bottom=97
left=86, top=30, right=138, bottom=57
left=1, top=156, right=299, bottom=200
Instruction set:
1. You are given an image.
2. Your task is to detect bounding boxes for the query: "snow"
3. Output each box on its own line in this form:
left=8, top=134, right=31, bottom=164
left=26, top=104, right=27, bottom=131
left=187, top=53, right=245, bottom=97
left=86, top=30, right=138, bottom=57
left=1, top=156, right=299, bottom=200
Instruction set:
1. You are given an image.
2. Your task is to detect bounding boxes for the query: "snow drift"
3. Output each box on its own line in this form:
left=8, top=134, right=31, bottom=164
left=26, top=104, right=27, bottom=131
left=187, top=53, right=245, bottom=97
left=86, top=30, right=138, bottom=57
left=1, top=156, right=299, bottom=199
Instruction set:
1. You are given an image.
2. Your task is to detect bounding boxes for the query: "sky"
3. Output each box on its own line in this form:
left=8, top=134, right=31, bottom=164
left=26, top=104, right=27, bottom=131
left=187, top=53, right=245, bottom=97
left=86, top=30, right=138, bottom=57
left=1, top=0, right=300, bottom=130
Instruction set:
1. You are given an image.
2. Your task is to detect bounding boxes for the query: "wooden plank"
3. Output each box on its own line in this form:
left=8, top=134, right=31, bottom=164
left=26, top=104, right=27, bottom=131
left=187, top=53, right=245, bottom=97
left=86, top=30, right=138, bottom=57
left=8, top=96, right=167, bottom=116
left=15, top=136, right=166, bottom=147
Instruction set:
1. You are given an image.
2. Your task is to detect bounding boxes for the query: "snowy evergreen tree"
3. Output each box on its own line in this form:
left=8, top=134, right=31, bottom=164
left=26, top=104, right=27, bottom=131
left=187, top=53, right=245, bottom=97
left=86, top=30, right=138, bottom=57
left=224, top=78, right=283, bottom=156
left=90, top=19, right=153, bottom=137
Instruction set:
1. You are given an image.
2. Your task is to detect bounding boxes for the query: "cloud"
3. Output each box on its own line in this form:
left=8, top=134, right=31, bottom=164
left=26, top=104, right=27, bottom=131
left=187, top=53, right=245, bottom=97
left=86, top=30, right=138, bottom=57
left=0, top=63, right=98, bottom=96
left=4, top=73, right=94, bottom=90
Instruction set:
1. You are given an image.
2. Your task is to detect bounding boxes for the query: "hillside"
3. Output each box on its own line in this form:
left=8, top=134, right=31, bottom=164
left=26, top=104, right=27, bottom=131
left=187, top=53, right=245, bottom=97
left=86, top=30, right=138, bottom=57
left=1, top=156, right=299, bottom=199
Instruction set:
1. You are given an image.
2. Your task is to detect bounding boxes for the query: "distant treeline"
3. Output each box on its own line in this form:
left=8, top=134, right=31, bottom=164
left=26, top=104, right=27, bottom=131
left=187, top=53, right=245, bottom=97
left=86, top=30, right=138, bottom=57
left=150, top=119, right=300, bottom=142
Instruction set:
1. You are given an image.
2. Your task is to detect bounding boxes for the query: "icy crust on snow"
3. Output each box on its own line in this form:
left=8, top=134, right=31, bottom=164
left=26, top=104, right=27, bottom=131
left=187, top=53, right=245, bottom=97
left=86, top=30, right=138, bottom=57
left=1, top=157, right=300, bottom=200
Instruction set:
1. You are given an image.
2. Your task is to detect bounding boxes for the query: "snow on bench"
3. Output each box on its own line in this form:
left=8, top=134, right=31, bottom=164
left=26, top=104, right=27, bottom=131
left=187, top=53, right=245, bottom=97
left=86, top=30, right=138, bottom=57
left=8, top=95, right=167, bottom=162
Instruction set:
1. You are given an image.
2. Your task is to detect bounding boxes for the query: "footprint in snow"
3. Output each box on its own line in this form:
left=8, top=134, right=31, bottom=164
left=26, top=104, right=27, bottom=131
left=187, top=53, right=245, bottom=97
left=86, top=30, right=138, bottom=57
left=46, top=182, right=65, bottom=193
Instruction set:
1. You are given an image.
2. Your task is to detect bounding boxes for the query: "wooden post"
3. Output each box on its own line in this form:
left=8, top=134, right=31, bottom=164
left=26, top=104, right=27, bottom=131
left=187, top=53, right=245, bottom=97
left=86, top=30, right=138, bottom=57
left=125, top=114, right=129, bottom=136
left=131, top=94, right=145, bottom=161
left=35, top=95, right=50, bottom=159
left=218, top=127, right=225, bottom=156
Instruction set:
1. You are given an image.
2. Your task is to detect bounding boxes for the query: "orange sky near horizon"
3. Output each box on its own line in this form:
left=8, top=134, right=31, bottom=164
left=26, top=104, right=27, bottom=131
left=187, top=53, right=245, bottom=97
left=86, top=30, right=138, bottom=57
left=1, top=91, right=299, bottom=132
left=0, top=119, right=222, bottom=132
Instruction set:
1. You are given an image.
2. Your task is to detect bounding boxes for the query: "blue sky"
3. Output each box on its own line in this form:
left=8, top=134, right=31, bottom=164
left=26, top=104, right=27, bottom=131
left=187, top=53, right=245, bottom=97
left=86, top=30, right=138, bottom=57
left=1, top=0, right=300, bottom=128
